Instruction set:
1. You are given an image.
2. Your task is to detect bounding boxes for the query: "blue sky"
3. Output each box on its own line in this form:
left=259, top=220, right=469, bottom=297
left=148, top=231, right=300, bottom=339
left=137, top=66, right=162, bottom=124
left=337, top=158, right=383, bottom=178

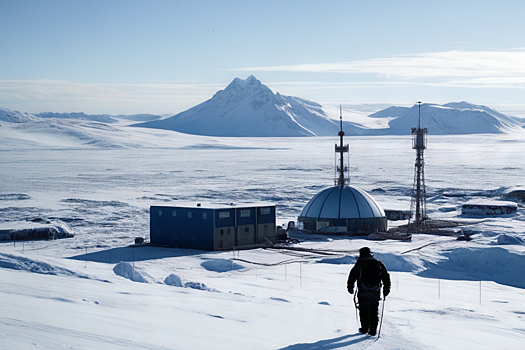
left=1, top=0, right=524, bottom=114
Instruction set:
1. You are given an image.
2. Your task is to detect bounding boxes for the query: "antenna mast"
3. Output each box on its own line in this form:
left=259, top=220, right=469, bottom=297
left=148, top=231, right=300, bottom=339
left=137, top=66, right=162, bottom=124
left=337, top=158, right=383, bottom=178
left=408, top=101, right=428, bottom=231
left=335, top=105, right=349, bottom=187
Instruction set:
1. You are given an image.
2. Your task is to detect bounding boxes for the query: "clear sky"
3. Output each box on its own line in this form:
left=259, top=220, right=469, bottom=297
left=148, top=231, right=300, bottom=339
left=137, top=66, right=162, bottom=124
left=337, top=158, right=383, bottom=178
left=1, top=0, right=524, bottom=115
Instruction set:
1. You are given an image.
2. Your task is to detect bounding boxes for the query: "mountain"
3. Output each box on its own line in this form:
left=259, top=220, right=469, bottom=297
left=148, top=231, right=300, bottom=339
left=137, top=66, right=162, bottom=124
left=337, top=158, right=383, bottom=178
left=35, top=112, right=163, bottom=123
left=370, top=102, right=522, bottom=135
left=133, top=77, right=523, bottom=137
left=0, top=107, right=38, bottom=123
left=36, top=111, right=119, bottom=123
left=2, top=80, right=524, bottom=137
left=133, top=76, right=344, bottom=137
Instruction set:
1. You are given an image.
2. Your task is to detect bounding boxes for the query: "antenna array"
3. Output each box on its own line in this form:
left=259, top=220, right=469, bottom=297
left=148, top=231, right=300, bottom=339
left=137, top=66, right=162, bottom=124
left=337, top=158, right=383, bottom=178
left=408, top=101, right=428, bottom=231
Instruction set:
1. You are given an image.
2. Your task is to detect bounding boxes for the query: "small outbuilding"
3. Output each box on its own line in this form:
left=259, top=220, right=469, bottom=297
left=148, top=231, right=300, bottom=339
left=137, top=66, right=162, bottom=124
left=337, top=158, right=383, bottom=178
left=150, top=202, right=276, bottom=250
left=461, top=200, right=518, bottom=216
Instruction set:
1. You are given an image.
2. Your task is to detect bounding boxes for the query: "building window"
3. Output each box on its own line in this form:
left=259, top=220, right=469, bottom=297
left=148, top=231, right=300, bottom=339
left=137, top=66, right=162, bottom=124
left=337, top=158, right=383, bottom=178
left=260, top=208, right=271, bottom=215
left=240, top=209, right=251, bottom=218
left=158, top=210, right=162, bottom=216
left=188, top=212, right=192, bottom=219
left=202, top=213, right=207, bottom=220
left=219, top=211, right=230, bottom=219
left=220, top=229, right=224, bottom=236
left=172, top=211, right=177, bottom=217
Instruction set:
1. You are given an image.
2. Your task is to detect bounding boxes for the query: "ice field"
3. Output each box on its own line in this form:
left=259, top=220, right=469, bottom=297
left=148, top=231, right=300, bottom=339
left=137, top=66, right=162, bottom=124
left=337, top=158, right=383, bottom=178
left=1, top=122, right=525, bottom=349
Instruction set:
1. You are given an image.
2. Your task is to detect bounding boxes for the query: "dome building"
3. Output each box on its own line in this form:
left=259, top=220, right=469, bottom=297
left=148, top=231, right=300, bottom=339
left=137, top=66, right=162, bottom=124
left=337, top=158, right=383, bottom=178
left=298, top=185, right=387, bottom=233
left=298, top=108, right=387, bottom=234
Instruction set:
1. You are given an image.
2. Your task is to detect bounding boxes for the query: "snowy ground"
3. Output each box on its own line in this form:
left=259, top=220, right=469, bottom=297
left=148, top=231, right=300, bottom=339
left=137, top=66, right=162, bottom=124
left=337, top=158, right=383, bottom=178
left=1, top=121, right=525, bottom=349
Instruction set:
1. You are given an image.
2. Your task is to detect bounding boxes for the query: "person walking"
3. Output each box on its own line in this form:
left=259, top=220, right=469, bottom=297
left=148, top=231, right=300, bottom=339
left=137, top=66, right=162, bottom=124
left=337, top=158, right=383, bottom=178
left=347, top=247, right=391, bottom=336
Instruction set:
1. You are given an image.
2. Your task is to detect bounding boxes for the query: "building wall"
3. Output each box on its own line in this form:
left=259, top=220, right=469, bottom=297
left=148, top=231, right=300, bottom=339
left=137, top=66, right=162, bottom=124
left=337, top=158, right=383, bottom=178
left=150, top=206, right=215, bottom=250
left=150, top=204, right=276, bottom=250
left=236, top=207, right=255, bottom=246
left=213, top=208, right=236, bottom=249
left=299, top=216, right=387, bottom=234
left=256, top=206, right=276, bottom=243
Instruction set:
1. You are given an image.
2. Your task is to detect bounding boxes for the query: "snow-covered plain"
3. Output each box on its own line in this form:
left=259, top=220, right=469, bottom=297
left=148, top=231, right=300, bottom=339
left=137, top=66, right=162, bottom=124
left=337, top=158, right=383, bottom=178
left=1, top=121, right=525, bottom=349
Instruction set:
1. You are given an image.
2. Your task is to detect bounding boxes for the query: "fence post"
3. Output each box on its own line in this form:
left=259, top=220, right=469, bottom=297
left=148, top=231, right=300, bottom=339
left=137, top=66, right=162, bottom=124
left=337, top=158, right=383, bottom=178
left=479, top=281, right=482, bottom=304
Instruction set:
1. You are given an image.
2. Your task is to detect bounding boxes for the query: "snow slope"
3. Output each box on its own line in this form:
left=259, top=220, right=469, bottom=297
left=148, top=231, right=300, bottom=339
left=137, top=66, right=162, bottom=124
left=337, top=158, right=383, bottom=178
left=1, top=238, right=524, bottom=349
left=133, top=76, right=343, bottom=137
left=0, top=107, right=38, bottom=123
left=2, top=94, right=524, bottom=138
left=371, top=102, right=523, bottom=135
left=1, top=123, right=525, bottom=349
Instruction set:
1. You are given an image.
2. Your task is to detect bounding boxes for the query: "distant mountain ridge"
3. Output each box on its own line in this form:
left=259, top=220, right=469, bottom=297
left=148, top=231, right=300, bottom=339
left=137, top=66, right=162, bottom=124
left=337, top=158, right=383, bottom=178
left=1, top=76, right=524, bottom=136
left=36, top=112, right=162, bottom=123
left=0, top=108, right=162, bottom=125
left=133, top=76, right=523, bottom=136
left=36, top=111, right=118, bottom=123
left=0, top=107, right=38, bottom=123
left=369, top=101, right=521, bottom=135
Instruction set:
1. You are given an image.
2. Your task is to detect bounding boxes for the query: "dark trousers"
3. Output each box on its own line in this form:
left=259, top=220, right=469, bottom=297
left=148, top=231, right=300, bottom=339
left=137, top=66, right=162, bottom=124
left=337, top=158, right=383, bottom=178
left=358, top=298, right=379, bottom=334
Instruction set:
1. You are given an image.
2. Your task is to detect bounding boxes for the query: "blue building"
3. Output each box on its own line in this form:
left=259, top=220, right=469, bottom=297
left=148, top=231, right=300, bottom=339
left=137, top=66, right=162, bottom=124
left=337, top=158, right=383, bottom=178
left=150, top=203, right=276, bottom=250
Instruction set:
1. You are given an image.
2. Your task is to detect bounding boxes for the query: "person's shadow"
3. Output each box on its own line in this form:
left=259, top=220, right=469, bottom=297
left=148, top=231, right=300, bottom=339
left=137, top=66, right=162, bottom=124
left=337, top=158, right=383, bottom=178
left=279, top=333, right=371, bottom=349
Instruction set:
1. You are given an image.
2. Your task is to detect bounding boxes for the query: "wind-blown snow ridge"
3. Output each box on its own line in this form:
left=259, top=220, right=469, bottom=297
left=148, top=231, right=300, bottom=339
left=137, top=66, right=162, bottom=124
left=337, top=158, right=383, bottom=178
left=419, top=247, right=525, bottom=288
left=0, top=107, right=37, bottom=123
left=0, top=253, right=94, bottom=280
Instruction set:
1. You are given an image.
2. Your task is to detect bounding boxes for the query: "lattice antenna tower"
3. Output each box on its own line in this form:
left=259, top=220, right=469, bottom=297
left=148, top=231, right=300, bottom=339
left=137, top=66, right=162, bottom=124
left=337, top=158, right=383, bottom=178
left=334, top=105, right=350, bottom=187
left=408, top=101, right=428, bottom=231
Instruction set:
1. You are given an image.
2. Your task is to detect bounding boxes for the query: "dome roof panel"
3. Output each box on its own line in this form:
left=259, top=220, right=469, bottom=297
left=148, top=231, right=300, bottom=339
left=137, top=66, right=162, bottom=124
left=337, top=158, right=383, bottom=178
left=319, top=187, right=342, bottom=218
left=299, top=185, right=385, bottom=220
left=300, top=187, right=332, bottom=217
left=339, top=187, right=360, bottom=218
left=353, top=187, right=385, bottom=217
left=352, top=190, right=375, bottom=218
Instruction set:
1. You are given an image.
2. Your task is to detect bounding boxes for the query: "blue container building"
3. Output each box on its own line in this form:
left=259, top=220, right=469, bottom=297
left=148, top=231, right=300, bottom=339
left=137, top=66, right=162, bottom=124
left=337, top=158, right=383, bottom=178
left=150, top=202, right=276, bottom=250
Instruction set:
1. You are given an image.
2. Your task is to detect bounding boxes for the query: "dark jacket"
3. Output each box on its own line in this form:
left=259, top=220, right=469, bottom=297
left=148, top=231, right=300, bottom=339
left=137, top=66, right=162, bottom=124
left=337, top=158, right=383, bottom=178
left=347, top=254, right=391, bottom=298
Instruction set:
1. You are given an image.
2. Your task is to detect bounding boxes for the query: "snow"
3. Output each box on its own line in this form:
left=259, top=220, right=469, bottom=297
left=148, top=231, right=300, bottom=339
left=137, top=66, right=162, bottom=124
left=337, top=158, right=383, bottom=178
left=0, top=107, right=38, bottom=123
left=1, top=110, right=525, bottom=349
left=134, top=76, right=341, bottom=137
left=133, top=77, right=524, bottom=137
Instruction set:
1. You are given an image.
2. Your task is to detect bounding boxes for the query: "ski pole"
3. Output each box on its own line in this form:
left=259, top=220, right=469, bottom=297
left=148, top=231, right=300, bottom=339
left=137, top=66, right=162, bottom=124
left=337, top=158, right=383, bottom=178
left=354, top=291, right=359, bottom=323
left=378, top=297, right=386, bottom=338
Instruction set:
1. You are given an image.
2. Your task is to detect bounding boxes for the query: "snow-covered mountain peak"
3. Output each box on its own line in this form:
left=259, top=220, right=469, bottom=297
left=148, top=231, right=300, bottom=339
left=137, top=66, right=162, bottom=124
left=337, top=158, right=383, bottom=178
left=223, top=75, right=264, bottom=93
left=134, top=76, right=339, bottom=136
